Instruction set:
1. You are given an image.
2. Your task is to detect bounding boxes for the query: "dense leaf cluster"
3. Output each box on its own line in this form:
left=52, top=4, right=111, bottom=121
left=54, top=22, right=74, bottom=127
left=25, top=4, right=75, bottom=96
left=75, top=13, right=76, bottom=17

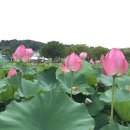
left=0, top=58, right=130, bottom=129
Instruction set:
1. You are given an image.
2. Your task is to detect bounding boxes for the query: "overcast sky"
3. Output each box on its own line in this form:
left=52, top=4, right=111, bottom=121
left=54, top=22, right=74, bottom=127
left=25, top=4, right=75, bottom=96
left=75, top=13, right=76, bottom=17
left=0, top=0, right=130, bottom=49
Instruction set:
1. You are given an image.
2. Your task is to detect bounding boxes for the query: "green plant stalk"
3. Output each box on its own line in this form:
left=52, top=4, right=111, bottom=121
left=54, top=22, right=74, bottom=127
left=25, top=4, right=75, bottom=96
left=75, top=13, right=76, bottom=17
left=70, top=71, right=73, bottom=99
left=110, top=76, right=116, bottom=124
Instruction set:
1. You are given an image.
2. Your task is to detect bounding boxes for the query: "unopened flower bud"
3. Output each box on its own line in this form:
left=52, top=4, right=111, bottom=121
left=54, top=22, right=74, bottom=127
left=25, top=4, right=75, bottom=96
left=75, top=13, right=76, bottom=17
left=85, top=98, right=92, bottom=105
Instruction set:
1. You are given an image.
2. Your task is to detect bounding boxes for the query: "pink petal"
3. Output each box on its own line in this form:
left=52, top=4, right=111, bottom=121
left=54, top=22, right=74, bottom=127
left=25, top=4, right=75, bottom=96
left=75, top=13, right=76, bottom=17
left=25, top=48, right=33, bottom=57
left=101, top=48, right=128, bottom=76
left=119, top=59, right=128, bottom=76
left=22, top=55, right=30, bottom=61
left=12, top=53, right=17, bottom=60
left=100, top=54, right=104, bottom=62
left=106, top=48, right=125, bottom=69
left=64, top=52, right=82, bottom=71
left=71, top=55, right=82, bottom=71
left=89, top=59, right=94, bottom=64
left=60, top=64, right=69, bottom=72
left=65, top=52, right=76, bottom=69
left=8, top=68, right=17, bottom=77
left=102, top=57, right=118, bottom=76
left=14, top=45, right=26, bottom=60
left=79, top=52, right=87, bottom=59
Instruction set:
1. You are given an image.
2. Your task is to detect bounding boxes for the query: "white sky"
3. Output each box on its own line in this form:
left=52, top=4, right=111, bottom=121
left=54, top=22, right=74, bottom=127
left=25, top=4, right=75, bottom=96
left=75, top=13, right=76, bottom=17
left=0, top=0, right=130, bottom=49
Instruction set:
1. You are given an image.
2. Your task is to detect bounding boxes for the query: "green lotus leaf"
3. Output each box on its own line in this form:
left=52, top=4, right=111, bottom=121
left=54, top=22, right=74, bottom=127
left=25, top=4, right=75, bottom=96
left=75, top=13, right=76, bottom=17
left=100, top=123, right=130, bottom=130
left=56, top=60, right=96, bottom=95
left=114, top=100, right=130, bottom=121
left=0, top=89, right=95, bottom=130
left=36, top=67, right=58, bottom=90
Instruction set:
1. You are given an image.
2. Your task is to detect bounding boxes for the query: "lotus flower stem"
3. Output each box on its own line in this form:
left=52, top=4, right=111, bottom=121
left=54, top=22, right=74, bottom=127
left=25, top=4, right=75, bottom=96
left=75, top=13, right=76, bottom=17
left=70, top=71, right=73, bottom=99
left=110, top=76, right=116, bottom=124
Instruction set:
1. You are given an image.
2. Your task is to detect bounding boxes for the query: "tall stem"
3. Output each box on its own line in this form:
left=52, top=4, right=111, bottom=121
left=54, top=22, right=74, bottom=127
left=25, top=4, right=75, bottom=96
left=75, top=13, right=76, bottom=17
left=110, top=76, right=116, bottom=124
left=70, top=71, right=73, bottom=99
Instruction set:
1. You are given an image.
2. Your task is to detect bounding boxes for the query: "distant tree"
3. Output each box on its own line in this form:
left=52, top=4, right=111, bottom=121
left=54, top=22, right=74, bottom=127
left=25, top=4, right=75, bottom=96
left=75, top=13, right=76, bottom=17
left=121, top=48, right=130, bottom=62
left=1, top=47, right=13, bottom=58
left=0, top=39, right=44, bottom=56
left=65, top=44, right=89, bottom=56
left=88, top=46, right=109, bottom=60
left=40, top=41, right=65, bottom=61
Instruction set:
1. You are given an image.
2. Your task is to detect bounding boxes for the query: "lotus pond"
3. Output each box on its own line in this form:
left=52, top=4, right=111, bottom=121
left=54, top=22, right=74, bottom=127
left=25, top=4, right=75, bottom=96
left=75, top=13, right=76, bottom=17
left=0, top=47, right=130, bottom=130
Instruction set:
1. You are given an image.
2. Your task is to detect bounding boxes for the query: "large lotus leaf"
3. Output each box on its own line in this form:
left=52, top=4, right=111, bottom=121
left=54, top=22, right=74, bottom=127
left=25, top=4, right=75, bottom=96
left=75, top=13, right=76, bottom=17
left=19, top=78, right=47, bottom=97
left=9, top=77, right=48, bottom=98
left=98, top=74, right=113, bottom=87
left=98, top=75, right=130, bottom=89
left=7, top=74, right=21, bottom=88
left=36, top=66, right=58, bottom=89
left=7, top=73, right=52, bottom=98
left=100, top=88, right=130, bottom=103
left=0, top=75, right=20, bottom=101
left=74, top=60, right=96, bottom=86
left=87, top=95, right=104, bottom=116
left=116, top=75, right=130, bottom=89
left=100, top=88, right=130, bottom=121
left=94, top=113, right=109, bottom=130
left=15, top=63, right=36, bottom=75
left=114, top=100, right=130, bottom=121
left=0, top=79, right=7, bottom=89
left=56, top=60, right=96, bottom=95
left=0, top=59, right=9, bottom=68
left=0, top=86, right=14, bottom=101
left=37, top=63, right=52, bottom=72
left=0, top=89, right=95, bottom=130
left=0, top=69, right=7, bottom=78
left=100, top=123, right=130, bottom=130
left=0, top=74, right=47, bottom=99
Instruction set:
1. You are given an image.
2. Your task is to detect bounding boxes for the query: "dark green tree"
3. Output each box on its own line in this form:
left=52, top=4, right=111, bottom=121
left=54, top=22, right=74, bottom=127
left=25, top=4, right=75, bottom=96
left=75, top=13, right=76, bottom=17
left=65, top=44, right=89, bottom=56
left=121, top=48, right=130, bottom=62
left=0, top=39, right=44, bottom=57
left=40, top=41, right=65, bottom=61
left=88, top=46, right=109, bottom=60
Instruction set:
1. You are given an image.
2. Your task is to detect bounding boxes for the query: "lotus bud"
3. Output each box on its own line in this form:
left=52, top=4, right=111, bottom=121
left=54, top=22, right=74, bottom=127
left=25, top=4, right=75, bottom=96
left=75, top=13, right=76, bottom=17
left=8, top=68, right=17, bottom=77
left=60, top=52, right=82, bottom=72
left=100, top=48, right=128, bottom=76
left=79, top=52, right=87, bottom=59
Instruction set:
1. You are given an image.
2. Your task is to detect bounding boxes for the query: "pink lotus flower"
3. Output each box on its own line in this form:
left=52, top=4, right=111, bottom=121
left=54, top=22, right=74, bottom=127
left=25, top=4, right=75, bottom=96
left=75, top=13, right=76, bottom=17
left=100, top=48, right=128, bottom=76
left=60, top=52, right=82, bottom=72
left=12, top=45, right=33, bottom=61
left=89, top=59, right=94, bottom=64
left=12, top=45, right=26, bottom=60
left=8, top=68, right=17, bottom=77
left=79, top=52, right=87, bottom=59
left=95, top=60, right=100, bottom=64
left=23, top=48, right=33, bottom=61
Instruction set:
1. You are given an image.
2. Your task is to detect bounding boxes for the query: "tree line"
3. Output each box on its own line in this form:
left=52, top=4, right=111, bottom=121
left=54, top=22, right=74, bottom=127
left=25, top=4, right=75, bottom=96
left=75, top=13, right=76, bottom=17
left=1, top=40, right=130, bottom=62
left=0, top=39, right=43, bottom=57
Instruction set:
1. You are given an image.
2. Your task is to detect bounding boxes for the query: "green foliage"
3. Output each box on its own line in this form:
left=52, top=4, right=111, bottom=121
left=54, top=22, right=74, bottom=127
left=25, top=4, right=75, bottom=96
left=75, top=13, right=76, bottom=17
left=88, top=46, right=109, bottom=60
left=36, top=67, right=58, bottom=89
left=65, top=44, right=89, bottom=56
left=87, top=95, right=105, bottom=116
left=94, top=113, right=109, bottom=130
left=0, top=39, right=43, bottom=56
left=0, top=89, right=95, bottom=130
left=121, top=48, right=130, bottom=61
left=56, top=60, right=96, bottom=95
left=1, top=39, right=130, bottom=62
left=100, top=123, right=130, bottom=130
left=115, top=100, right=130, bottom=122
left=0, top=54, right=130, bottom=129
left=40, top=41, right=65, bottom=60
